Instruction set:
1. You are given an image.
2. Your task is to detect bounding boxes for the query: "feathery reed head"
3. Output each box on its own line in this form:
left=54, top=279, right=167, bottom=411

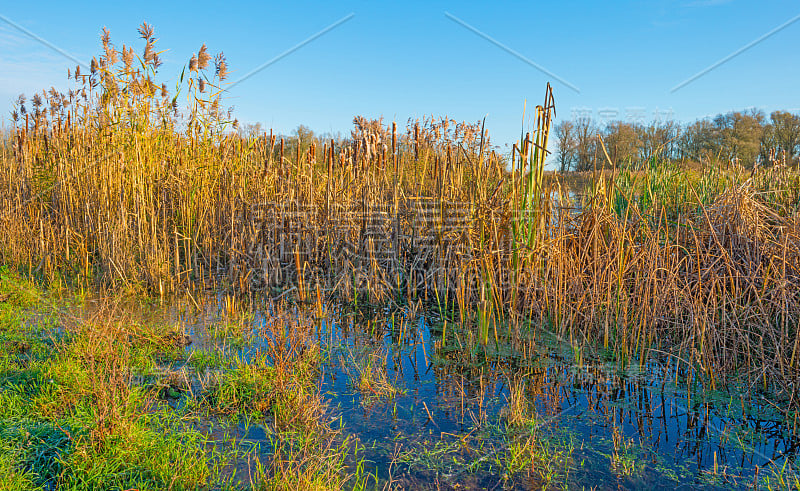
left=144, top=40, right=155, bottom=63
left=214, top=52, right=228, bottom=81
left=138, top=21, right=154, bottom=41
left=197, top=44, right=211, bottom=70
left=122, top=45, right=134, bottom=71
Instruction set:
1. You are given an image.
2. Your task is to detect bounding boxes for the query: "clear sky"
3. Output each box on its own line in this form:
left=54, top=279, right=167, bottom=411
left=1, top=0, right=799, bottom=157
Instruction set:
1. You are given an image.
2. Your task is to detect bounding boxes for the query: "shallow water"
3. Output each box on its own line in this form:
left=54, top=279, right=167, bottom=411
left=159, top=296, right=798, bottom=489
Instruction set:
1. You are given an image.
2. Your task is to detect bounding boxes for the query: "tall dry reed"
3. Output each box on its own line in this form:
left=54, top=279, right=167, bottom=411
left=1, top=25, right=799, bottom=412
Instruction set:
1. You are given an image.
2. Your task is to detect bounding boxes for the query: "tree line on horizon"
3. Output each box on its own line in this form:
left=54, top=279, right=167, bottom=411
left=554, top=109, right=800, bottom=172
left=233, top=108, right=800, bottom=174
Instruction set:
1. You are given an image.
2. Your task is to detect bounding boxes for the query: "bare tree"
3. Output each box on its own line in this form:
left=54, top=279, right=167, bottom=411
left=637, top=121, right=680, bottom=163
left=712, top=110, right=765, bottom=166
left=764, top=111, right=800, bottom=165
left=237, top=121, right=264, bottom=139
left=573, top=117, right=597, bottom=171
left=554, top=120, right=577, bottom=172
left=603, top=121, right=641, bottom=166
left=678, top=119, right=716, bottom=162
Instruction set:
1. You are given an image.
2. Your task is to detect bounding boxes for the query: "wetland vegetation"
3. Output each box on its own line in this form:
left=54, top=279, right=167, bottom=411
left=1, top=23, right=799, bottom=490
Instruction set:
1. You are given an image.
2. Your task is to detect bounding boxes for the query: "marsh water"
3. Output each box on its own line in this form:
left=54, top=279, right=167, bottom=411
left=123, top=294, right=798, bottom=490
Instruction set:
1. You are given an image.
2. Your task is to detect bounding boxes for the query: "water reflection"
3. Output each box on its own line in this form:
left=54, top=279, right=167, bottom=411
left=158, top=296, right=798, bottom=489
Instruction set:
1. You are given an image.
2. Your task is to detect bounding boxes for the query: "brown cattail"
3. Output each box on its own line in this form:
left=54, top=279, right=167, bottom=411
left=189, top=55, right=198, bottom=72
left=511, top=143, right=517, bottom=171
left=392, top=121, right=397, bottom=170
left=268, top=130, right=275, bottom=167
left=414, top=122, right=419, bottom=161
left=524, top=132, right=531, bottom=159
left=326, top=141, right=333, bottom=213
left=264, top=130, right=273, bottom=175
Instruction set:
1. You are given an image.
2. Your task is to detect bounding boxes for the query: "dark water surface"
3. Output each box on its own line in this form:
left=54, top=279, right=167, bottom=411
left=150, top=295, right=799, bottom=490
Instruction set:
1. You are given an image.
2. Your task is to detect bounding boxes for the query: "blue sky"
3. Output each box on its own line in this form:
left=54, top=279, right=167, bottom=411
left=1, top=0, right=799, bottom=156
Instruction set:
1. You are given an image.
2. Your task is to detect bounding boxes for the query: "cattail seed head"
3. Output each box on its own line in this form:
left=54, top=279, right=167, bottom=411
left=189, top=55, right=198, bottom=72
left=198, top=77, right=206, bottom=92
left=90, top=57, right=98, bottom=74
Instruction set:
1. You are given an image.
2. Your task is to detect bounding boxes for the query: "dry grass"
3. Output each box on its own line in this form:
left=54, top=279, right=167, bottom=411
left=340, top=344, right=402, bottom=405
